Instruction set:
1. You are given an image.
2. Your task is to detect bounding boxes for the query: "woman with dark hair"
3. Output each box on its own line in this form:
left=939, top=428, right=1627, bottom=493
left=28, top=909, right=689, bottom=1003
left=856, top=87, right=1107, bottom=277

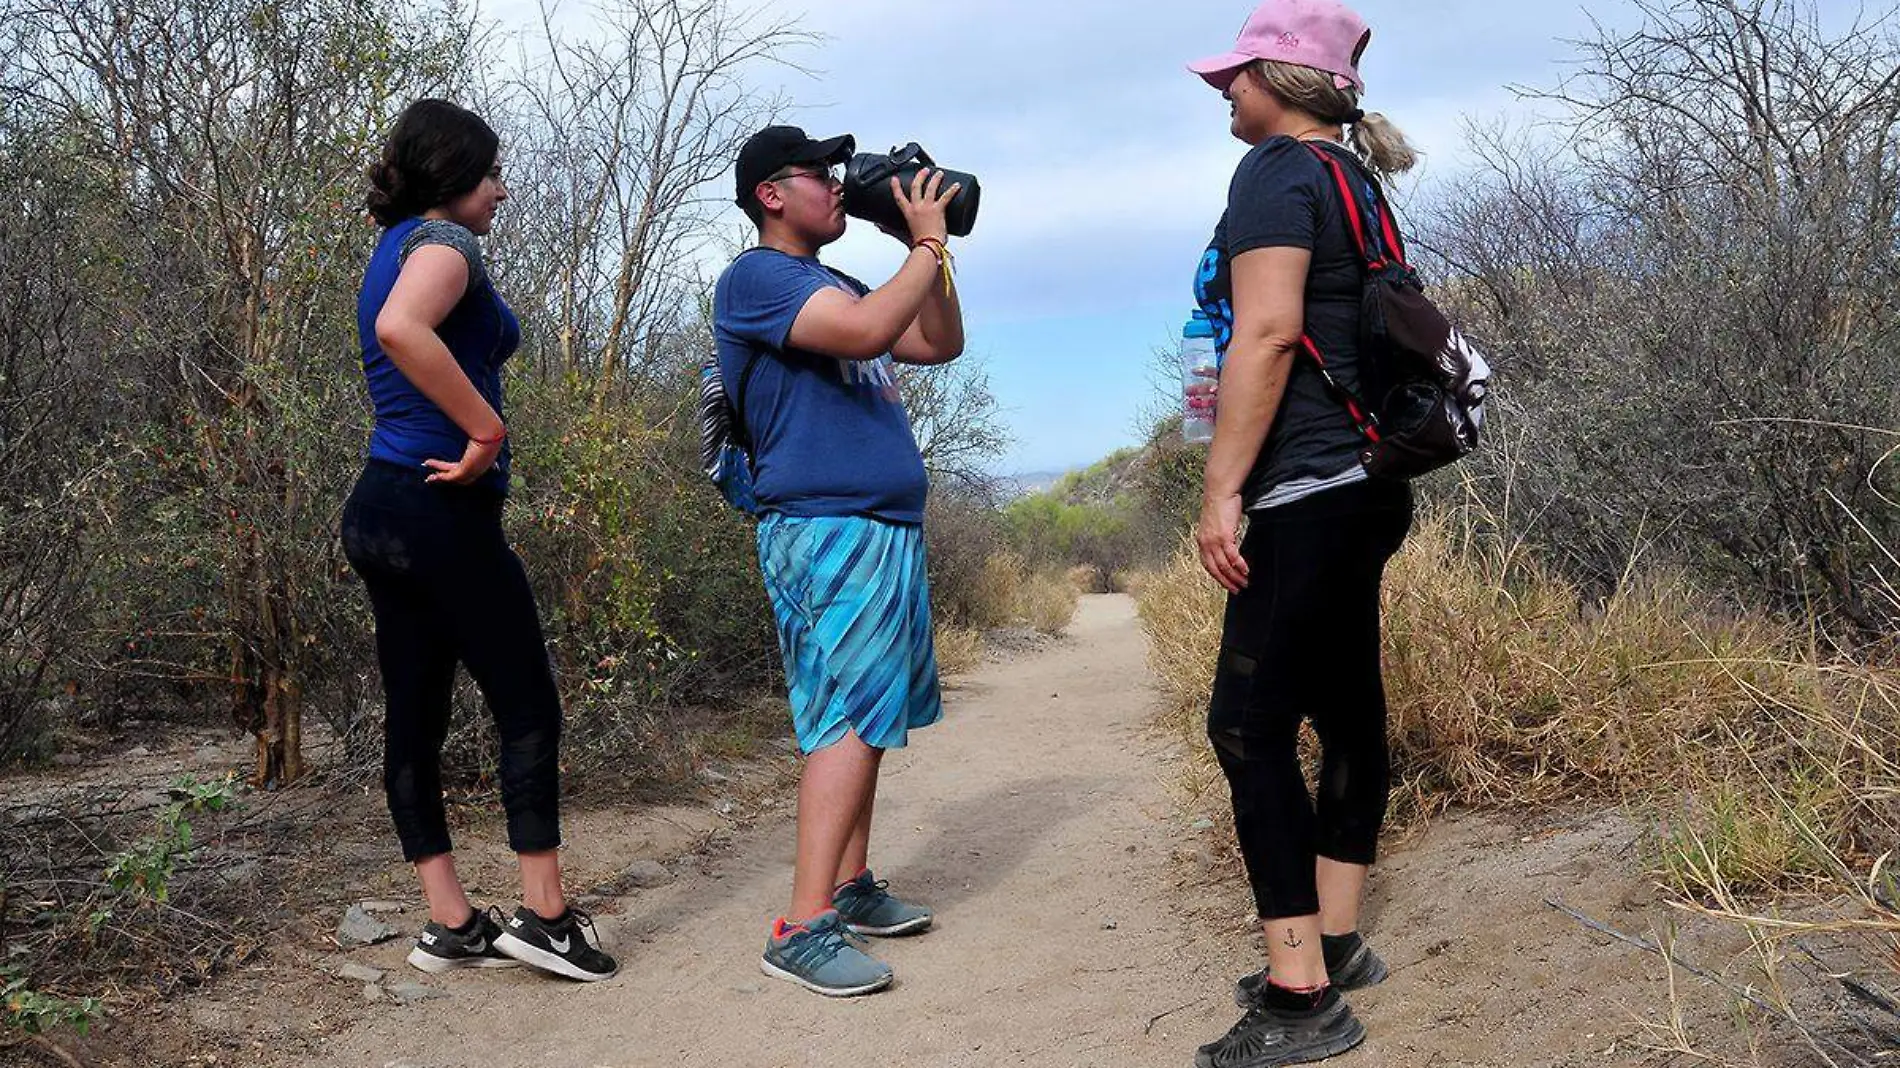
left=342, top=98, right=616, bottom=982
left=1182, top=1, right=1421, bottom=1063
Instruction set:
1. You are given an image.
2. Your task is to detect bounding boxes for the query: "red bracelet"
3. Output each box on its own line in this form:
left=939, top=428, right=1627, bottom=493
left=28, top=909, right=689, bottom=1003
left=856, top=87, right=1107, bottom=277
left=469, top=425, right=507, bottom=445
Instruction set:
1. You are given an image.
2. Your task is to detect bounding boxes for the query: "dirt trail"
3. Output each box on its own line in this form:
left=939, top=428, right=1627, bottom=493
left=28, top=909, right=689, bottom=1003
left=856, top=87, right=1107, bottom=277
left=284, top=594, right=1785, bottom=1068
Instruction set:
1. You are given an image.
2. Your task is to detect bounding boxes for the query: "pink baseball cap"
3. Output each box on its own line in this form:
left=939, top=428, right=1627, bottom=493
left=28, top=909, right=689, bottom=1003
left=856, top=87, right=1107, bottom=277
left=1188, top=0, right=1371, bottom=93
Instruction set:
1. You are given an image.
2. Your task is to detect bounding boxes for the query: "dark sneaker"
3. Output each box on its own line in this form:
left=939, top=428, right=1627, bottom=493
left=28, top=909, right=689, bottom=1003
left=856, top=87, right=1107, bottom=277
left=831, top=868, right=933, bottom=936
left=493, top=905, right=618, bottom=982
left=1234, top=936, right=1388, bottom=1007
left=1195, top=990, right=1366, bottom=1068
left=405, top=908, right=519, bottom=973
left=760, top=909, right=893, bottom=997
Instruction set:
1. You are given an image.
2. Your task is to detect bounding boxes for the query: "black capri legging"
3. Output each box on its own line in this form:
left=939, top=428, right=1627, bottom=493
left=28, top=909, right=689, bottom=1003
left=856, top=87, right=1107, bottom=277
left=340, top=461, right=563, bottom=862
left=1207, top=476, right=1412, bottom=921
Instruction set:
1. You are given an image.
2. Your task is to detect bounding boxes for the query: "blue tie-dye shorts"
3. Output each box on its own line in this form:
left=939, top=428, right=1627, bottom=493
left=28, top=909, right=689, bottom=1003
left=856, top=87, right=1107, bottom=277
left=755, top=513, right=944, bottom=753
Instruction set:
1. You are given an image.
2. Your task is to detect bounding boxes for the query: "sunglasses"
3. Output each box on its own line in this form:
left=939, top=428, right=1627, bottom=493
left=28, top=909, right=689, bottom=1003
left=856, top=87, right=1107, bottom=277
left=770, top=164, right=843, bottom=189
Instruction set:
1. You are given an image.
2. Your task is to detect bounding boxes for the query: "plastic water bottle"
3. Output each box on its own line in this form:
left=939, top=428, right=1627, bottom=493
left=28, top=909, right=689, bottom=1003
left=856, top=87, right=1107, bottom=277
left=1181, top=311, right=1218, bottom=444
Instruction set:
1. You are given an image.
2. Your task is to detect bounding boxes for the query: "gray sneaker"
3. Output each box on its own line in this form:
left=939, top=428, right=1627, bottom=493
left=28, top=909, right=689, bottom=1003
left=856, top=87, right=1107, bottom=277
left=831, top=869, right=933, bottom=936
left=1195, top=989, right=1366, bottom=1067
left=760, top=909, right=893, bottom=997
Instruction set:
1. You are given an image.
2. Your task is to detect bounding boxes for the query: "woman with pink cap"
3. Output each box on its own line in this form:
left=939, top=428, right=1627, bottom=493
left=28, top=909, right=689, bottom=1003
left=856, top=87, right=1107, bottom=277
left=1184, top=1, right=1421, bottom=1064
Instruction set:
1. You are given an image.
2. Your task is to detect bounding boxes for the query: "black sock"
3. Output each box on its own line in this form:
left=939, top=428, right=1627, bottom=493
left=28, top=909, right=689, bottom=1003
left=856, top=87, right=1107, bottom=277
left=1261, top=979, right=1333, bottom=1014
left=533, top=906, right=571, bottom=926
left=1321, top=931, right=1362, bottom=970
left=448, top=911, right=482, bottom=936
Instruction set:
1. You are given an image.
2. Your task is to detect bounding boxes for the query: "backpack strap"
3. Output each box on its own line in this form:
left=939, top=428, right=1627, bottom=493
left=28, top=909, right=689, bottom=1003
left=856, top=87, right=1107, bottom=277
left=1297, top=336, right=1383, bottom=444
left=728, top=350, right=764, bottom=451
left=1293, top=141, right=1405, bottom=444
left=1301, top=142, right=1407, bottom=271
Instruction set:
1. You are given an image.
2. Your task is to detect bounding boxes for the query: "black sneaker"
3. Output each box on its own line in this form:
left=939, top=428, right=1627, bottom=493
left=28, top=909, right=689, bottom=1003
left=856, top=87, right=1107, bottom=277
left=405, top=908, right=520, bottom=973
left=1234, top=936, right=1388, bottom=1007
left=1195, top=990, right=1366, bottom=1068
left=492, top=905, right=618, bottom=982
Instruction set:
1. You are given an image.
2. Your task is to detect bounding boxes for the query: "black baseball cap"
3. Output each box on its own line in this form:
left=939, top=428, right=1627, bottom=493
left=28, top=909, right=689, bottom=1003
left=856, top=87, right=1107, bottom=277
left=734, top=125, right=856, bottom=209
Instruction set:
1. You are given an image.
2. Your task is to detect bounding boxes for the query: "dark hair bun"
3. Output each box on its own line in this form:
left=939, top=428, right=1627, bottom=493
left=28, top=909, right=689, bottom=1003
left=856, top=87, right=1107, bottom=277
left=365, top=161, right=408, bottom=225
left=364, top=99, right=499, bottom=227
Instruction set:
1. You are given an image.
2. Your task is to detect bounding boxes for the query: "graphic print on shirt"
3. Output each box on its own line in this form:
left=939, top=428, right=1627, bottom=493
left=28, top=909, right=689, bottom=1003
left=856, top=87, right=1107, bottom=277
left=840, top=354, right=904, bottom=404
left=1194, top=231, right=1236, bottom=359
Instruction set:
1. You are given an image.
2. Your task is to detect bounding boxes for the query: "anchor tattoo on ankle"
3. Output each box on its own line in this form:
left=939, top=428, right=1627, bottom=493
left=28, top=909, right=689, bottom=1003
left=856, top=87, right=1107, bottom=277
left=1283, top=928, right=1303, bottom=949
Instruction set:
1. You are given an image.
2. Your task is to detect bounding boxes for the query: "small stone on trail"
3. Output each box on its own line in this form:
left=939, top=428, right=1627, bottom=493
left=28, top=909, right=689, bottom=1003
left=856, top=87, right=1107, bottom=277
left=1191, top=818, right=1215, bottom=831
left=697, top=767, right=730, bottom=785
left=126, top=746, right=151, bottom=757
left=336, top=962, right=384, bottom=984
left=618, top=859, right=671, bottom=889
left=1102, top=919, right=1119, bottom=930
left=362, top=983, right=386, bottom=1004
left=388, top=981, right=447, bottom=1005
left=335, top=903, right=401, bottom=947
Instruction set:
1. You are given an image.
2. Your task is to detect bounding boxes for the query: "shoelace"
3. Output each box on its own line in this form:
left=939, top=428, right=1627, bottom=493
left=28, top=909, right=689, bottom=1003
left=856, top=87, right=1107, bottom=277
left=483, top=903, right=510, bottom=933
left=840, top=876, right=894, bottom=909
left=561, top=906, right=604, bottom=953
left=783, top=922, right=853, bottom=970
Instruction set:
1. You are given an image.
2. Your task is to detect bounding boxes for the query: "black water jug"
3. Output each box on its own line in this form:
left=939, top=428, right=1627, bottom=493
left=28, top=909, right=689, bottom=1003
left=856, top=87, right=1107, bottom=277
left=842, top=143, right=980, bottom=238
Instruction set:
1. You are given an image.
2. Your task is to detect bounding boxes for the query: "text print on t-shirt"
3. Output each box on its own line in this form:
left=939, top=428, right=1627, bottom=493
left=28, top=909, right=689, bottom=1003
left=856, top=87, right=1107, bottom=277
left=841, top=355, right=903, bottom=403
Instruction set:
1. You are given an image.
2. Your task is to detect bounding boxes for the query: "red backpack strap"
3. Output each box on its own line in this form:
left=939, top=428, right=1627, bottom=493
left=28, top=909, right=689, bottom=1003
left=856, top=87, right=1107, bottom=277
left=1302, top=142, right=1406, bottom=271
left=1297, top=336, right=1382, bottom=443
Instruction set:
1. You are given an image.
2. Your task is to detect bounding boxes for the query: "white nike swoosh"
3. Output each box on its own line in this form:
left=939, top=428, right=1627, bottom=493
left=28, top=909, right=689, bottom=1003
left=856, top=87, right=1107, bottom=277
left=468, top=939, right=487, bottom=953
left=548, top=934, right=571, bottom=954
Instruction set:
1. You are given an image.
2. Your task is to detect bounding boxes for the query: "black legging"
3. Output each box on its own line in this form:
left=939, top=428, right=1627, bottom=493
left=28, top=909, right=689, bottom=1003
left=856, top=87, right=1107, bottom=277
left=341, top=461, right=563, bottom=862
left=1206, top=477, right=1412, bottom=921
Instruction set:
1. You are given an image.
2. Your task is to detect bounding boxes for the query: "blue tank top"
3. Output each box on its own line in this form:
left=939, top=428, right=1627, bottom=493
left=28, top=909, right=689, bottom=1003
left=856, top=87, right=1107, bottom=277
left=355, top=217, right=521, bottom=491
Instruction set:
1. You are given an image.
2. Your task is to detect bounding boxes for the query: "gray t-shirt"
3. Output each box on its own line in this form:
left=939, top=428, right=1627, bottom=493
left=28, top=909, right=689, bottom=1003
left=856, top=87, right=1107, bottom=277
left=1194, top=136, right=1373, bottom=508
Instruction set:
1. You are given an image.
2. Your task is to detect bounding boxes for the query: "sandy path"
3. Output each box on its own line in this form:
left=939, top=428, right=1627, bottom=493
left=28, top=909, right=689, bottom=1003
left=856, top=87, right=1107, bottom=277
left=287, top=593, right=1798, bottom=1068
left=304, top=594, right=1226, bottom=1067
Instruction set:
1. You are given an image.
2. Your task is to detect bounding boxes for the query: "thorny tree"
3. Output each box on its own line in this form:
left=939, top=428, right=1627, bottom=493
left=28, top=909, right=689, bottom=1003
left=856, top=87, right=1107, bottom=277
left=1415, top=0, right=1900, bottom=640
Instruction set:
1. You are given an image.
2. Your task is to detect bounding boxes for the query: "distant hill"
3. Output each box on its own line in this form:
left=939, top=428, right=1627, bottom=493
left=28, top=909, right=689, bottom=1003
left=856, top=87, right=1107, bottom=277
left=998, top=467, right=1077, bottom=500
left=1042, top=448, right=1145, bottom=505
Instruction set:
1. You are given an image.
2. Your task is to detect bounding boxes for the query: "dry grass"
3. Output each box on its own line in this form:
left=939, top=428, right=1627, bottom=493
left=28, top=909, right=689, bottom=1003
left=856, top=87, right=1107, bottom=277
left=1065, top=564, right=1104, bottom=593
left=948, top=551, right=1083, bottom=640
left=1138, top=506, right=1900, bottom=888
left=1020, top=573, right=1081, bottom=636
left=962, top=551, right=1027, bottom=630
left=1135, top=498, right=1900, bottom=1049
left=935, top=622, right=984, bottom=680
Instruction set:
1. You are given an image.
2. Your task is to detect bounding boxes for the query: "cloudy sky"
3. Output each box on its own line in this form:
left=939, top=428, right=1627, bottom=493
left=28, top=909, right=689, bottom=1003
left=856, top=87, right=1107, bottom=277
left=494, top=0, right=1653, bottom=474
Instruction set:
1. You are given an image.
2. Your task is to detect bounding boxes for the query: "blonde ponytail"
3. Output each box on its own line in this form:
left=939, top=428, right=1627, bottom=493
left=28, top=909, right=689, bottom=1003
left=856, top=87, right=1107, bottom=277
left=1249, top=60, right=1420, bottom=182
left=1348, top=112, right=1418, bottom=180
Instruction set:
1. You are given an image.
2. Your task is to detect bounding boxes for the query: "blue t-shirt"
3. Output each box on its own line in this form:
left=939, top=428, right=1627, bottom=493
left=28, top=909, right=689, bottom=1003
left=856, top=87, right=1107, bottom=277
left=356, top=218, right=521, bottom=492
left=712, top=248, right=928, bottom=524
